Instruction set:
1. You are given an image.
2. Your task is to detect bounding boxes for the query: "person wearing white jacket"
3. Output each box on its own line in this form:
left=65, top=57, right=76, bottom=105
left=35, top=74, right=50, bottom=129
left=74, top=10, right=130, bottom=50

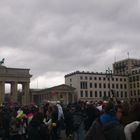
left=124, top=121, right=140, bottom=140
left=56, top=101, right=64, bottom=138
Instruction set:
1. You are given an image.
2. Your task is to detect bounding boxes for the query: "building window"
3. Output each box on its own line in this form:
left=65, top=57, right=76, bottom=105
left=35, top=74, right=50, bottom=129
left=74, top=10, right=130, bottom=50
left=85, top=91, right=88, bottom=97
left=80, top=76, right=83, bottom=80
left=94, top=83, right=97, bottom=88
left=112, top=84, right=114, bottom=88
left=108, top=91, right=110, bottom=97
left=70, top=79, right=72, bottom=82
left=137, top=82, right=140, bottom=88
left=116, top=78, right=118, bottom=81
left=103, top=77, right=106, bottom=81
left=99, top=77, right=101, bottom=80
left=125, top=92, right=127, bottom=97
left=108, top=83, right=110, bottom=88
left=138, top=89, right=140, bottom=96
left=124, top=78, right=126, bottom=81
left=120, top=78, right=122, bottom=81
left=104, top=91, right=106, bottom=97
left=95, top=91, right=97, bottom=97
left=134, top=90, right=136, bottom=96
left=90, top=83, right=93, bottom=88
left=124, top=84, right=127, bottom=89
left=99, top=91, right=102, bottom=97
left=80, top=82, right=88, bottom=89
left=80, top=91, right=83, bottom=97
left=121, top=91, right=123, bottom=97
left=117, top=91, right=119, bottom=97
left=129, top=77, right=132, bottom=82
left=116, top=84, right=118, bottom=88
left=133, top=83, right=136, bottom=88
left=136, top=76, right=139, bottom=81
left=85, top=76, right=88, bottom=80
left=99, top=83, right=102, bottom=88
left=94, top=77, right=97, bottom=80
left=90, top=91, right=93, bottom=97
left=133, top=76, right=135, bottom=82
left=120, top=84, right=123, bottom=89
left=89, top=77, right=92, bottom=80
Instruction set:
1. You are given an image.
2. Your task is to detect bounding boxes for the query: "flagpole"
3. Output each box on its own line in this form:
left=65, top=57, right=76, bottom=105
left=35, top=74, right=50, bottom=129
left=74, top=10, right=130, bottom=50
left=37, top=79, right=38, bottom=88
left=127, top=52, right=129, bottom=59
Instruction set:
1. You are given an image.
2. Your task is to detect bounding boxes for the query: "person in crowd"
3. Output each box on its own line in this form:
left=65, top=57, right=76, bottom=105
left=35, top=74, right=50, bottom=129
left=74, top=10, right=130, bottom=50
left=72, top=102, right=86, bottom=140
left=50, top=105, right=59, bottom=140
left=84, top=102, right=100, bottom=131
left=84, top=101, right=126, bottom=140
left=56, top=101, right=64, bottom=139
left=9, top=111, right=19, bottom=140
left=2, top=107, right=11, bottom=140
left=28, top=112, right=49, bottom=140
left=124, top=103, right=140, bottom=140
left=64, top=106, right=73, bottom=138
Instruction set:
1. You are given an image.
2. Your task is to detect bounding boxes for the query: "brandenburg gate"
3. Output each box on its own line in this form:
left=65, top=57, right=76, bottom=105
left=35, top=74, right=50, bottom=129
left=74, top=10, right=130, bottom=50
left=0, top=62, right=32, bottom=105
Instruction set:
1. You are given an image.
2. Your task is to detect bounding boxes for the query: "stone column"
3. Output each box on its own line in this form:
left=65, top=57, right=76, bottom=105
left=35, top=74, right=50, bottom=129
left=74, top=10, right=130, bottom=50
left=22, top=82, right=29, bottom=105
left=11, top=82, right=18, bottom=103
left=66, top=92, right=69, bottom=105
left=0, top=81, right=5, bottom=104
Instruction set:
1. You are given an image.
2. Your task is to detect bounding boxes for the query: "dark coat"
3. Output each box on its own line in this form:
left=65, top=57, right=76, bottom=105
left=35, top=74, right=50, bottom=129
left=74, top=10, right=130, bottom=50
left=84, top=106, right=100, bottom=131
left=28, top=113, right=49, bottom=140
left=84, top=114, right=126, bottom=140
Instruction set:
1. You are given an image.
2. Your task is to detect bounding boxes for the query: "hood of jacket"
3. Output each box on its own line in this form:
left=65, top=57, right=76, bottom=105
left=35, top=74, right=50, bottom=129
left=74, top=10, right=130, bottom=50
left=100, top=113, right=119, bottom=130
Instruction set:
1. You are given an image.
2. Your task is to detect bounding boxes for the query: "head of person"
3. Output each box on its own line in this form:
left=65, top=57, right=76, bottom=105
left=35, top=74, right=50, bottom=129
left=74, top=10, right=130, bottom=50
left=104, top=101, right=116, bottom=114
left=115, top=105, right=124, bottom=120
left=104, top=102, right=124, bottom=121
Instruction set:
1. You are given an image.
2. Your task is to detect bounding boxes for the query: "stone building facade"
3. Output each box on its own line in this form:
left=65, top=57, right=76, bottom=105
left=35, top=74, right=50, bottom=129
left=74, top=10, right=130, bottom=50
left=30, top=84, right=76, bottom=105
left=65, top=71, right=129, bottom=102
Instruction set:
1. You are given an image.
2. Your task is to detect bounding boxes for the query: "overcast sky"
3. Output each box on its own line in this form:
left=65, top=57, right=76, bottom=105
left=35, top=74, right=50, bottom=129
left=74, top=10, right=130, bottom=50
left=0, top=0, right=140, bottom=89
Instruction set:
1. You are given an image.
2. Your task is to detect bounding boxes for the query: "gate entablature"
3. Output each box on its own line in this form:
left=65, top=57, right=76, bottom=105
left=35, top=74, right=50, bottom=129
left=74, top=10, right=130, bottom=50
left=0, top=65, right=32, bottom=105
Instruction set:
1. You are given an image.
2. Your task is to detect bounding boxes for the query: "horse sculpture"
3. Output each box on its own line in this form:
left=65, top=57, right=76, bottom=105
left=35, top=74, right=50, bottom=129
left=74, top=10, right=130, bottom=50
left=0, top=58, right=5, bottom=65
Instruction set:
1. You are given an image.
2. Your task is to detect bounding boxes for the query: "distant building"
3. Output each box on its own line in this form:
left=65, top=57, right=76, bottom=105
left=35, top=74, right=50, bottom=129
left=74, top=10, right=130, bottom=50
left=30, top=84, right=76, bottom=105
left=65, top=58, right=140, bottom=103
left=113, top=58, right=140, bottom=75
left=129, top=67, right=140, bottom=103
left=65, top=71, right=129, bottom=102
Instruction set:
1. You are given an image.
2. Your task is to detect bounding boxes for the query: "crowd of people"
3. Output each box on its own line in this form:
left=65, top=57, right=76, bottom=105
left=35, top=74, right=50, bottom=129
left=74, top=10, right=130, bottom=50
left=0, top=99, right=140, bottom=140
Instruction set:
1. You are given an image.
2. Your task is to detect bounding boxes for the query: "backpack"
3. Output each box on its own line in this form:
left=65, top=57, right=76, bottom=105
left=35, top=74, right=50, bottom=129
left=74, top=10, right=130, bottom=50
left=84, top=118, right=107, bottom=140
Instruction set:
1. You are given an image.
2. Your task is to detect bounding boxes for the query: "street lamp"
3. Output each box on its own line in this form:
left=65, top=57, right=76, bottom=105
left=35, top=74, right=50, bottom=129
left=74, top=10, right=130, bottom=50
left=106, top=67, right=114, bottom=98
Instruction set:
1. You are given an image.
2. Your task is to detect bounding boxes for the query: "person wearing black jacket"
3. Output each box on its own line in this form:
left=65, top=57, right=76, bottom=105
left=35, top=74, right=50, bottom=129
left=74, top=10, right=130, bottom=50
left=84, top=102, right=126, bottom=140
left=27, top=112, right=49, bottom=140
left=84, top=103, right=100, bottom=131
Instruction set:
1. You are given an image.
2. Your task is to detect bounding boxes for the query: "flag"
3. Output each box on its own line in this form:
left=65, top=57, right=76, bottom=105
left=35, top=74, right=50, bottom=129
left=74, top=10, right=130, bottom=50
left=51, top=91, right=57, bottom=96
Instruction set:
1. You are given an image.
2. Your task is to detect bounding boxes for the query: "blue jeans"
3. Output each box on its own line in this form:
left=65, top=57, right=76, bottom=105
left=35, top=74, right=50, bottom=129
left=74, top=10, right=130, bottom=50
left=74, top=122, right=85, bottom=140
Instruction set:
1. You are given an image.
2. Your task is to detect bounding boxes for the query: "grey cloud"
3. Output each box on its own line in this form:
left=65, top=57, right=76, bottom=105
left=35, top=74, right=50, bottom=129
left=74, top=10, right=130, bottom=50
left=0, top=0, right=140, bottom=88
